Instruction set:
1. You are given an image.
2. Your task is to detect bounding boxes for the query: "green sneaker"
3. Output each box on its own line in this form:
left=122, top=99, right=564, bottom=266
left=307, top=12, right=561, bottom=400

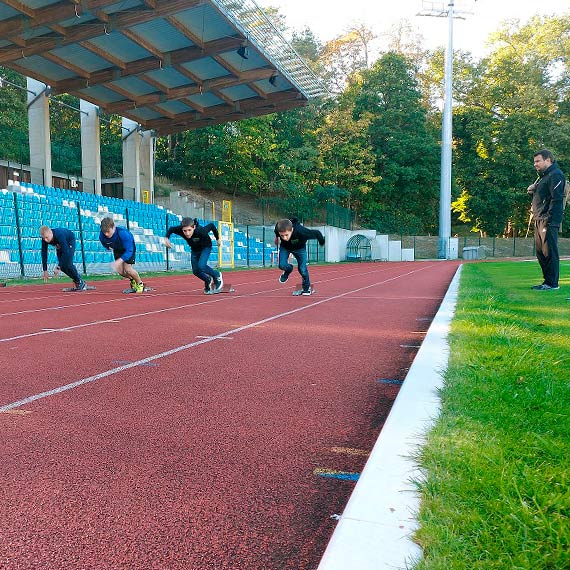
left=129, top=278, right=137, bottom=291
left=134, top=281, right=145, bottom=294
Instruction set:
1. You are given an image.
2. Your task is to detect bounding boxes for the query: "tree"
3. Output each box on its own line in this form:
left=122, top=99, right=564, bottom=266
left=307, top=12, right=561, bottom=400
left=346, top=53, right=441, bottom=233
left=320, top=25, right=376, bottom=92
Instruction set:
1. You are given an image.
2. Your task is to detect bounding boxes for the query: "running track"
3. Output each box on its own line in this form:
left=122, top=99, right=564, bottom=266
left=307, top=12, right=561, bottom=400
left=0, top=261, right=459, bottom=569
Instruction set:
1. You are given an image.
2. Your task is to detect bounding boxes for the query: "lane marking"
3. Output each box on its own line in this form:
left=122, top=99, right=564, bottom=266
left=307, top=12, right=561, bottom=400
left=112, top=360, right=158, bottom=368
left=0, top=265, right=436, bottom=412
left=376, top=378, right=404, bottom=385
left=195, top=335, right=234, bottom=340
left=330, top=447, right=369, bottom=457
left=314, top=468, right=360, bottom=481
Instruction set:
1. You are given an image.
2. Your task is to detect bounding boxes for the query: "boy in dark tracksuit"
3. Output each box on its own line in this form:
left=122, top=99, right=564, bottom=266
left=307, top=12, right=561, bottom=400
left=165, top=217, right=223, bottom=294
left=40, top=226, right=86, bottom=290
left=99, top=217, right=145, bottom=293
left=274, top=218, right=325, bottom=295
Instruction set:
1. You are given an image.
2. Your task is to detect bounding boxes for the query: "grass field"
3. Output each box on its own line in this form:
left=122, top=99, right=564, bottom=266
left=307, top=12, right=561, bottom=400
left=414, top=260, right=570, bottom=569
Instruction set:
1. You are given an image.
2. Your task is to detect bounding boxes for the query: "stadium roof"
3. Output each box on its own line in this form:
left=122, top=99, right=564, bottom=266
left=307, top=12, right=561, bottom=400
left=0, top=0, right=324, bottom=135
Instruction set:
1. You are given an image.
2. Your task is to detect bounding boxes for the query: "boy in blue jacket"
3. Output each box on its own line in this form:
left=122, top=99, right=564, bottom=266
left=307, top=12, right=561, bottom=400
left=274, top=218, right=325, bottom=295
left=40, top=226, right=87, bottom=290
left=165, top=217, right=223, bottom=294
left=99, top=217, right=144, bottom=293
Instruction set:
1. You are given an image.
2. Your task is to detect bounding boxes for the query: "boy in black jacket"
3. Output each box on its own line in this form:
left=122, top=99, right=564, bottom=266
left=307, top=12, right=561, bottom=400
left=274, top=218, right=325, bottom=295
left=165, top=217, right=223, bottom=294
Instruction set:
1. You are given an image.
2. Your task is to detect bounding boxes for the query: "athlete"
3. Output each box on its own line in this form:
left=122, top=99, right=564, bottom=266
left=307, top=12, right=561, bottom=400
left=99, top=217, right=145, bottom=293
left=274, top=218, right=325, bottom=295
left=165, top=217, right=223, bottom=294
left=40, top=226, right=87, bottom=291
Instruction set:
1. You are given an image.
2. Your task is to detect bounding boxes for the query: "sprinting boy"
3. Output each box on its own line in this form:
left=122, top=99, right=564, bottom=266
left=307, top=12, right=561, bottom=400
left=165, top=217, right=223, bottom=294
left=99, top=217, right=144, bottom=293
left=40, top=226, right=87, bottom=291
left=274, top=218, right=325, bottom=295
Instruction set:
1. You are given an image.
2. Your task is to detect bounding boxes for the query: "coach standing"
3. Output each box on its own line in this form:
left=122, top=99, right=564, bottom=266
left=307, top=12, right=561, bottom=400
left=527, top=149, right=566, bottom=291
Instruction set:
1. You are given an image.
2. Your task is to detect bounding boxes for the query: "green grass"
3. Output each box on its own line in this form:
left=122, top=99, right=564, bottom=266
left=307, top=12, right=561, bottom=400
left=414, top=260, right=570, bottom=570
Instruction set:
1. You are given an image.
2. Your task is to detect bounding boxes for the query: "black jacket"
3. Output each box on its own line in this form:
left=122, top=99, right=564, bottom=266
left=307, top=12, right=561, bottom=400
left=531, top=162, right=566, bottom=226
left=274, top=219, right=325, bottom=252
left=166, top=220, right=219, bottom=251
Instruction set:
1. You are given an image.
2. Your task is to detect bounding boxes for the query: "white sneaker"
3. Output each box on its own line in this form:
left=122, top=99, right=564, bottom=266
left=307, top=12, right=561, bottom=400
left=213, top=272, right=223, bottom=292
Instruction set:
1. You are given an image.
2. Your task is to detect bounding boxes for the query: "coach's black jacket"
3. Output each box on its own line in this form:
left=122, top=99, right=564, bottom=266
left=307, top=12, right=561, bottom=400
left=166, top=220, right=219, bottom=251
left=531, top=162, right=566, bottom=227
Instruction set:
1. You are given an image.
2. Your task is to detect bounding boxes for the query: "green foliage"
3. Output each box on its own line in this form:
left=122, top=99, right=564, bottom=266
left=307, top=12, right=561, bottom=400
left=346, top=53, right=441, bottom=233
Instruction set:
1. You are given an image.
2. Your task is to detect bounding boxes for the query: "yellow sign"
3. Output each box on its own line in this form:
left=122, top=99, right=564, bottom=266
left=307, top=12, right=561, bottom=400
left=222, top=200, right=232, bottom=222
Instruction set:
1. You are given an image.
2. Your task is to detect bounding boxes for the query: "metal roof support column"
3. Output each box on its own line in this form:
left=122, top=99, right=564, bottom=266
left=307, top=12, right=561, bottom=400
left=80, top=100, right=102, bottom=195
left=26, top=77, right=52, bottom=187
left=140, top=130, right=155, bottom=204
left=122, top=117, right=141, bottom=202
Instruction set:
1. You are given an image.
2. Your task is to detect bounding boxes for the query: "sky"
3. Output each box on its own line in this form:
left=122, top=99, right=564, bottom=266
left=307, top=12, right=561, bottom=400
left=263, top=0, right=570, bottom=58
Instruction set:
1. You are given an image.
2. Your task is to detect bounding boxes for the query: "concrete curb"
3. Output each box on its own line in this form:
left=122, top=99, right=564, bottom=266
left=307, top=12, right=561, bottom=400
left=317, top=265, right=462, bottom=570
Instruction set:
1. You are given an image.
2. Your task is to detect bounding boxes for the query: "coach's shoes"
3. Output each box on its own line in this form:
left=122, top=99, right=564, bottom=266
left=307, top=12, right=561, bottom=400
left=279, top=271, right=290, bottom=283
left=134, top=281, right=145, bottom=294
left=213, top=272, right=224, bottom=292
left=74, top=280, right=87, bottom=291
left=531, top=283, right=559, bottom=290
left=301, top=287, right=312, bottom=296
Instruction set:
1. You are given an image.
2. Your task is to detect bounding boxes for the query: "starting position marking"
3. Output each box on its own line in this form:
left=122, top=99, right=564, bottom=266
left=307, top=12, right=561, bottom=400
left=330, top=447, right=369, bottom=457
left=314, top=468, right=360, bottom=481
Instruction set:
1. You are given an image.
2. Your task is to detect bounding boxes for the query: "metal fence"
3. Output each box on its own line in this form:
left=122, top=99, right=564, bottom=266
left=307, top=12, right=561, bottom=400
left=396, top=235, right=570, bottom=259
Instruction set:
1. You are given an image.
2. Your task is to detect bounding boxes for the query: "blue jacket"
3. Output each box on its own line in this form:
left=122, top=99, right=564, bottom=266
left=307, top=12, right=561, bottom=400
left=99, top=225, right=136, bottom=261
left=42, top=227, right=76, bottom=270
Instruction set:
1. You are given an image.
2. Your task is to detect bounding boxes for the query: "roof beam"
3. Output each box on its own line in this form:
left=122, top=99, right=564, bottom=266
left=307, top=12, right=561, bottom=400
left=52, top=36, right=243, bottom=93
left=0, top=0, right=206, bottom=62
left=95, top=67, right=275, bottom=114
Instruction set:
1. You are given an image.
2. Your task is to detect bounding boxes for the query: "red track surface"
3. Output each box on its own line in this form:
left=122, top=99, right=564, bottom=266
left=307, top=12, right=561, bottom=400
left=0, top=262, right=459, bottom=569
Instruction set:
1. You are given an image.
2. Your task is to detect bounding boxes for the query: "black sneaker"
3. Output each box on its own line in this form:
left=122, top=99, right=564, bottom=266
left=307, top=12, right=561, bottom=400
left=531, top=283, right=559, bottom=290
left=204, top=277, right=213, bottom=294
left=301, top=287, right=312, bottom=296
left=74, top=280, right=87, bottom=291
left=212, top=272, right=224, bottom=292
left=279, top=272, right=290, bottom=283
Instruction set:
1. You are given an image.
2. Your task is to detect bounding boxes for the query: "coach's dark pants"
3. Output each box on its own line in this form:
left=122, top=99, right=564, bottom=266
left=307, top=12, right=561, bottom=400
left=534, top=218, right=559, bottom=287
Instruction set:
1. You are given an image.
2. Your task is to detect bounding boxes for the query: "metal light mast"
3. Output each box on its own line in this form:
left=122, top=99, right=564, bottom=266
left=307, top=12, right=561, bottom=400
left=418, top=1, right=473, bottom=259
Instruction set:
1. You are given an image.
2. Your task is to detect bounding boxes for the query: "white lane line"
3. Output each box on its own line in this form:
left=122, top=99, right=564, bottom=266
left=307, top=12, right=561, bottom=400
left=0, top=265, right=435, bottom=412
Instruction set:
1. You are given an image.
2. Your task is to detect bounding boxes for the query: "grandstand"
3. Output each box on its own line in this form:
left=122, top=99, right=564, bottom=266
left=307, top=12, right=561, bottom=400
left=0, top=181, right=279, bottom=280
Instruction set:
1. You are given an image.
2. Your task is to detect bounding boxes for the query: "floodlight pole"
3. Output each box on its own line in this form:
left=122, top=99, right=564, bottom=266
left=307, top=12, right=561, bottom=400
left=439, top=1, right=454, bottom=259
left=418, top=1, right=473, bottom=258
